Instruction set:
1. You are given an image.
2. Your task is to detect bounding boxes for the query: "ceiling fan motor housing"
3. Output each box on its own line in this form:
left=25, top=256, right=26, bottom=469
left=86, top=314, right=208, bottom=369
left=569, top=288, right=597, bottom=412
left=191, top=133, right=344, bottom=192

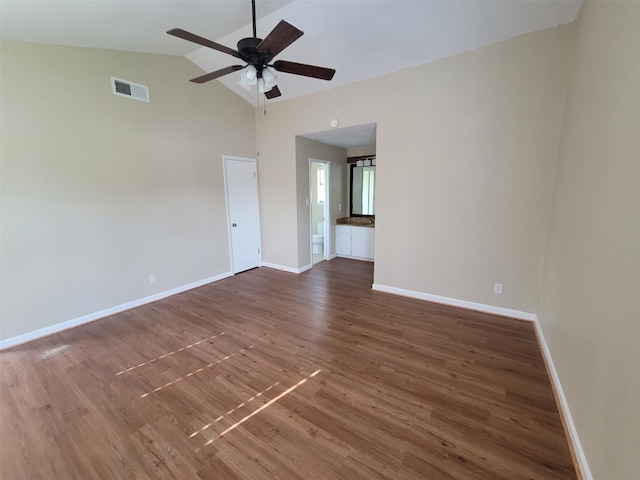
left=237, top=37, right=272, bottom=70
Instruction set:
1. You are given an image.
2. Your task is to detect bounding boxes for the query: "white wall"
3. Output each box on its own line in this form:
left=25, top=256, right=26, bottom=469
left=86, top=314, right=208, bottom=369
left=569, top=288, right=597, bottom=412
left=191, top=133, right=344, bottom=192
left=538, top=2, right=640, bottom=479
left=0, top=41, right=256, bottom=341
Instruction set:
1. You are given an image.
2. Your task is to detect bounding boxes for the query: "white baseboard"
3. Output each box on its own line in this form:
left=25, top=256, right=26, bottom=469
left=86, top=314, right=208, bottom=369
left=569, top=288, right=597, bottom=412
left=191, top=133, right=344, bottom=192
left=261, top=262, right=311, bottom=274
left=532, top=317, right=593, bottom=480
left=262, top=257, right=341, bottom=273
left=371, top=283, right=536, bottom=321
left=335, top=254, right=374, bottom=263
left=298, top=264, right=312, bottom=273
left=0, top=271, right=233, bottom=350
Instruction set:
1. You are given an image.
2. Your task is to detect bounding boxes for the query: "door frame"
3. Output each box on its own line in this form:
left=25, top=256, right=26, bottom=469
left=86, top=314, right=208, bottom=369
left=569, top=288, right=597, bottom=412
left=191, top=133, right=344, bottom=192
left=309, top=158, right=330, bottom=264
left=223, top=155, right=262, bottom=274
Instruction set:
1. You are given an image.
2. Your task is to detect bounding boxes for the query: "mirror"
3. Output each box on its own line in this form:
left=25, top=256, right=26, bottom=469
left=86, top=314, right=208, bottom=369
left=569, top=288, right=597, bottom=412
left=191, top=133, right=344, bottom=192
left=350, top=164, right=376, bottom=216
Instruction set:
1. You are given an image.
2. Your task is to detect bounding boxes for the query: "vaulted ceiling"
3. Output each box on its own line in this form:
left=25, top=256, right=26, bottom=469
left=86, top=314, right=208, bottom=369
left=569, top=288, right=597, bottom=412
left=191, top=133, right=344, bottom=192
left=1, top=0, right=582, bottom=107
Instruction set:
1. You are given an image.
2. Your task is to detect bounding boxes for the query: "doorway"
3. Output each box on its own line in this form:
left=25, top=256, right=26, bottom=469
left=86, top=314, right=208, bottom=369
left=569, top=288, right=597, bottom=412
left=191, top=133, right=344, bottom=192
left=223, top=155, right=262, bottom=273
left=310, top=159, right=330, bottom=265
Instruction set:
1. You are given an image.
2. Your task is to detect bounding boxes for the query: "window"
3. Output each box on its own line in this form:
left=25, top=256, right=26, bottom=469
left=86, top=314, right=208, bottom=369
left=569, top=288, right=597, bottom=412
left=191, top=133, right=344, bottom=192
left=361, top=168, right=375, bottom=215
left=317, top=167, right=325, bottom=203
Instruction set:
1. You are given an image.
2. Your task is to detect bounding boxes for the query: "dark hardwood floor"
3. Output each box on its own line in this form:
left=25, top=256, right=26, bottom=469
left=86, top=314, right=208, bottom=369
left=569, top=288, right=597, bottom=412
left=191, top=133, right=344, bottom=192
left=0, top=258, right=578, bottom=479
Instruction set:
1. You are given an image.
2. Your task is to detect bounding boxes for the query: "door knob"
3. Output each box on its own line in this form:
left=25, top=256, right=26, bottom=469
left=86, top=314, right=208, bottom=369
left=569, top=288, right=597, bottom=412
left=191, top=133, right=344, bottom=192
left=232, top=223, right=237, bottom=227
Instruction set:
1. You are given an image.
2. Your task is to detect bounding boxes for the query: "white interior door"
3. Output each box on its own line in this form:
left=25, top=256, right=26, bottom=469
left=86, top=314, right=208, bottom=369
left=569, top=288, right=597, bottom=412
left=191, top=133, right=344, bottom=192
left=223, top=156, right=261, bottom=274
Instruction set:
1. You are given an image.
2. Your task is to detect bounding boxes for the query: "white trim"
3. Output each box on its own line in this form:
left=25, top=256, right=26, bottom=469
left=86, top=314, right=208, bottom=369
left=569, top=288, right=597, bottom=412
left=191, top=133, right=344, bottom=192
left=532, top=317, right=593, bottom=480
left=298, top=264, right=313, bottom=273
left=309, top=158, right=331, bottom=266
left=336, top=254, right=374, bottom=263
left=222, top=155, right=235, bottom=273
left=371, top=283, right=536, bottom=321
left=0, top=272, right=232, bottom=350
left=261, top=262, right=311, bottom=274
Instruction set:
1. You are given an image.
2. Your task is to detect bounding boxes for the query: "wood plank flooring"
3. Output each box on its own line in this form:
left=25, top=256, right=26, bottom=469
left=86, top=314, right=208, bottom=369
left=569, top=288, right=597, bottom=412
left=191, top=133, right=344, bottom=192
left=0, top=258, right=578, bottom=479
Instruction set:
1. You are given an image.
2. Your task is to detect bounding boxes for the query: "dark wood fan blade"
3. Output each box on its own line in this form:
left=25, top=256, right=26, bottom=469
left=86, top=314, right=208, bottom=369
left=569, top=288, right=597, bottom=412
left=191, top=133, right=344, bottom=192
left=256, top=20, right=303, bottom=58
left=190, top=65, right=245, bottom=84
left=167, top=28, right=241, bottom=58
left=265, top=85, right=281, bottom=99
left=272, top=60, right=336, bottom=81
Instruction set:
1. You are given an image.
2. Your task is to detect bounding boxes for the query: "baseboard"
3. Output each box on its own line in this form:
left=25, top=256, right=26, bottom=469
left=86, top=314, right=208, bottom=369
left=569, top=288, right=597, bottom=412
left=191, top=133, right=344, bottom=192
left=532, top=317, right=593, bottom=480
left=335, top=254, right=374, bottom=263
left=261, top=262, right=311, bottom=274
left=0, top=271, right=233, bottom=350
left=371, top=283, right=536, bottom=321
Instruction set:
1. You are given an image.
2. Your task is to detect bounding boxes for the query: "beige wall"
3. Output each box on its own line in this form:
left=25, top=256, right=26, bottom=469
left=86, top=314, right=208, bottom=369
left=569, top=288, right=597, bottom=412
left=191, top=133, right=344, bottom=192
left=347, top=146, right=376, bottom=158
left=3, top=6, right=637, bottom=476
left=256, top=24, right=575, bottom=314
left=295, top=137, right=347, bottom=267
left=538, top=2, right=640, bottom=479
left=0, top=41, right=256, bottom=340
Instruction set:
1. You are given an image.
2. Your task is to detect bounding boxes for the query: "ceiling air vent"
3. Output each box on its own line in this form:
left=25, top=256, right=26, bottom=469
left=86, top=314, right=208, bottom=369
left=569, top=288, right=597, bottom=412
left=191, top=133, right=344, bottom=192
left=111, top=77, right=150, bottom=102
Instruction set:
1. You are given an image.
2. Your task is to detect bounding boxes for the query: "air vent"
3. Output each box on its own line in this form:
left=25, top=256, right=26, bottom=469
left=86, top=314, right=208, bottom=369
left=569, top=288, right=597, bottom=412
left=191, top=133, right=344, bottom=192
left=111, top=76, right=150, bottom=102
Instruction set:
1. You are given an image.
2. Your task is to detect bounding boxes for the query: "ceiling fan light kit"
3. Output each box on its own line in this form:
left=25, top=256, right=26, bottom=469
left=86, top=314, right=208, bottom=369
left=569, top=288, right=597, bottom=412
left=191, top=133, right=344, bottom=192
left=239, top=66, right=277, bottom=93
left=245, top=65, right=257, bottom=81
left=238, top=65, right=257, bottom=91
left=167, top=0, right=335, bottom=100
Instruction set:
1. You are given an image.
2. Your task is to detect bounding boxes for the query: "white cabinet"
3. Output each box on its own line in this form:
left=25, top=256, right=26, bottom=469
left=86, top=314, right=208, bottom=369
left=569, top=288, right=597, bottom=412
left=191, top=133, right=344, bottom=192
left=335, top=225, right=374, bottom=261
left=336, top=226, right=352, bottom=256
left=351, top=227, right=375, bottom=259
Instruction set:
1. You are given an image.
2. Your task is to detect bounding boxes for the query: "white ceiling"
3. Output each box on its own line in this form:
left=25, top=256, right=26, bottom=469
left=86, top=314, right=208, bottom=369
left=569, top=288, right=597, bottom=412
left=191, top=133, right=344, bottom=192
left=299, top=123, right=377, bottom=150
left=0, top=1, right=294, bottom=56
left=0, top=0, right=582, bottom=148
left=1, top=1, right=581, bottom=103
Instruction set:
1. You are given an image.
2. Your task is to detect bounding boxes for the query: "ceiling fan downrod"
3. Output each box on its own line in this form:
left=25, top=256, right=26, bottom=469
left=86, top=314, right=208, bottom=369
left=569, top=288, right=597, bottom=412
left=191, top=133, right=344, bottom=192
left=251, top=0, right=257, bottom=38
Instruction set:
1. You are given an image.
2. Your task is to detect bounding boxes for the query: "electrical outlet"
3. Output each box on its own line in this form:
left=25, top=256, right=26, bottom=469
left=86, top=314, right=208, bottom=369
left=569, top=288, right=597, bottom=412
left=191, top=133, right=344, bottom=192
left=493, top=283, right=503, bottom=295
left=338, top=203, right=342, bottom=211
left=148, top=274, right=156, bottom=284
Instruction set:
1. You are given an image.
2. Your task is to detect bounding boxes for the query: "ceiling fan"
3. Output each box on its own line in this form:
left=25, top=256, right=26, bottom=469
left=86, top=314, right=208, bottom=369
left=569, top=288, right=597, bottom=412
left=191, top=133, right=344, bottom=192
left=167, top=0, right=336, bottom=99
